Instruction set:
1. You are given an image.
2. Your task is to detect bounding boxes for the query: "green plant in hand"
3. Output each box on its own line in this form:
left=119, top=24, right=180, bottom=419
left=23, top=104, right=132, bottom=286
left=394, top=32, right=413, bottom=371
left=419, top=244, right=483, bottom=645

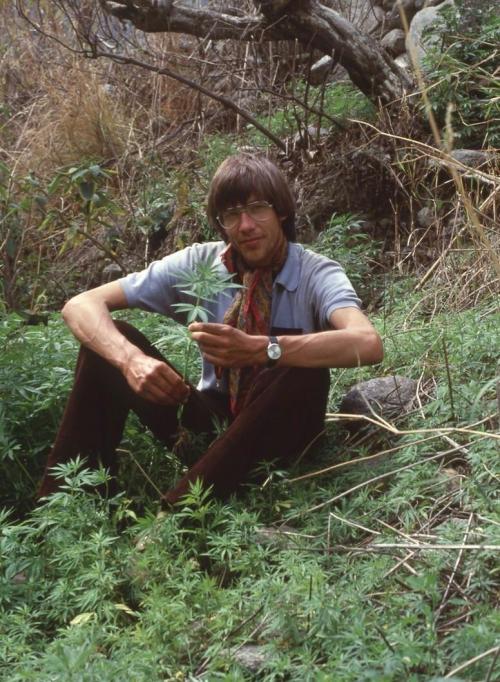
left=171, top=258, right=242, bottom=424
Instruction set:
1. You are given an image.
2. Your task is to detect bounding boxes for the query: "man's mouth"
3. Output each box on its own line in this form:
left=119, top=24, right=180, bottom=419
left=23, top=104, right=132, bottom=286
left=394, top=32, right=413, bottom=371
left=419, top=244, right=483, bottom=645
left=240, top=237, right=262, bottom=247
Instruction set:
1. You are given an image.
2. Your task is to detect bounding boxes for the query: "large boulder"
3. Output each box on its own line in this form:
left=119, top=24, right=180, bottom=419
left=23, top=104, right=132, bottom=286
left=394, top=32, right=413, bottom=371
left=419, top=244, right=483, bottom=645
left=339, top=376, right=418, bottom=426
left=381, top=28, right=406, bottom=56
left=406, top=0, right=454, bottom=66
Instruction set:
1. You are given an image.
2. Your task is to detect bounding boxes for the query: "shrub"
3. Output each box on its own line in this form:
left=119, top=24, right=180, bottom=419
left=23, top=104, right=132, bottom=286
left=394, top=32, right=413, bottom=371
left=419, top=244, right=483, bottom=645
left=424, top=0, right=500, bottom=148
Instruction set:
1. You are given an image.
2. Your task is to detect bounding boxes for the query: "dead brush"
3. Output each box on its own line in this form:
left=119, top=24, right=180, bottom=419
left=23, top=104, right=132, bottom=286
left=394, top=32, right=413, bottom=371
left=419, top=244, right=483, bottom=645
left=14, top=61, right=133, bottom=177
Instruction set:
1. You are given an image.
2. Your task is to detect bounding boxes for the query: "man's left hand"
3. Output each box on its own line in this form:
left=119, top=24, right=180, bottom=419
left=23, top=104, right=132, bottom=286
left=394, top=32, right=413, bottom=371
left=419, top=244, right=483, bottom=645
left=189, top=323, right=267, bottom=367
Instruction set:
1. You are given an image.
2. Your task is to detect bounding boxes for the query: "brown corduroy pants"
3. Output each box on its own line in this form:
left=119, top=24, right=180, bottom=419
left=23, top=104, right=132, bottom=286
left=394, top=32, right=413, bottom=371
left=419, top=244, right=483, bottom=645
left=38, top=321, right=330, bottom=505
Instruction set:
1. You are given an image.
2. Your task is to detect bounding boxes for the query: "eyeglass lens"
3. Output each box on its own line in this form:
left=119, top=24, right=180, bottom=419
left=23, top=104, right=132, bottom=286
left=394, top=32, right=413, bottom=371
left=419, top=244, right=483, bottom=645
left=220, top=202, right=272, bottom=229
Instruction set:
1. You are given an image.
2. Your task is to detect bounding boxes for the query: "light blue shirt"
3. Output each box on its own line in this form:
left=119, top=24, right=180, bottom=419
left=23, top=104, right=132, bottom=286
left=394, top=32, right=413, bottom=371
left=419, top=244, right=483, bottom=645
left=120, top=241, right=361, bottom=393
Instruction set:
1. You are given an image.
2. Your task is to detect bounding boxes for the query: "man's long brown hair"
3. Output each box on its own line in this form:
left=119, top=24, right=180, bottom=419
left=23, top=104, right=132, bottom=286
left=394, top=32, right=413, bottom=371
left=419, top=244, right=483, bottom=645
left=207, top=154, right=296, bottom=241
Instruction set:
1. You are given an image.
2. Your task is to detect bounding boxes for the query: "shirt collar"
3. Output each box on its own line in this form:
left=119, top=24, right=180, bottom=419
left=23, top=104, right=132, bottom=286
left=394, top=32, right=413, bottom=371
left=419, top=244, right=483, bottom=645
left=274, top=242, right=301, bottom=291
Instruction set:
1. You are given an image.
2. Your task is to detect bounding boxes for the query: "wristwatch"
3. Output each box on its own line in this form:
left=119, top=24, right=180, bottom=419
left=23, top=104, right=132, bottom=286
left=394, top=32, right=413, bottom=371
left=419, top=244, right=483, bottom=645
left=266, top=336, right=282, bottom=367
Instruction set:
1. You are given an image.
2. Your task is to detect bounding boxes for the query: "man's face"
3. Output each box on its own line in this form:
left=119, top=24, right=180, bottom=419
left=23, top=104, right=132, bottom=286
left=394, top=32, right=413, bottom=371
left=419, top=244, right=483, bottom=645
left=222, top=195, right=285, bottom=268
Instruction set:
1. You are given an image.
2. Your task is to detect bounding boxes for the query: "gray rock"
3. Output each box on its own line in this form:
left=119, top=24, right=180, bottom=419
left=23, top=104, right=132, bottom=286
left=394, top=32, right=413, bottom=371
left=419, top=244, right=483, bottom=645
left=406, top=0, right=454, bottom=65
left=102, top=263, right=123, bottom=282
left=451, top=149, right=496, bottom=168
left=292, top=125, right=329, bottom=147
left=394, top=53, right=411, bottom=70
left=381, top=28, right=406, bottom=56
left=233, top=645, right=270, bottom=672
left=254, top=525, right=296, bottom=548
left=308, top=56, right=350, bottom=85
left=308, top=55, right=334, bottom=86
left=340, top=376, right=418, bottom=424
left=417, top=206, right=434, bottom=228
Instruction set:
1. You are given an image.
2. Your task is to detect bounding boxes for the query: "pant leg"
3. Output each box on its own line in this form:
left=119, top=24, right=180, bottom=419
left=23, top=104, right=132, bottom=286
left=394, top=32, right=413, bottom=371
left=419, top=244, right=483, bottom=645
left=37, top=320, right=226, bottom=498
left=162, top=366, right=330, bottom=506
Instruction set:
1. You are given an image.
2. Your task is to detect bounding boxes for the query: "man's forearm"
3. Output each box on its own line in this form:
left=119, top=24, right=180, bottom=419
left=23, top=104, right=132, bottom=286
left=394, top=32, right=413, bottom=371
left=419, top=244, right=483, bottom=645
left=61, top=287, right=141, bottom=372
left=278, top=328, right=383, bottom=369
left=189, top=319, right=383, bottom=370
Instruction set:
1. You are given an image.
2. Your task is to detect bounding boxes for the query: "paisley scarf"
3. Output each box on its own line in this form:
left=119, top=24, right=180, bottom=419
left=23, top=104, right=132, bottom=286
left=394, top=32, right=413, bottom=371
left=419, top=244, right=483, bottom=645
left=220, top=237, right=288, bottom=415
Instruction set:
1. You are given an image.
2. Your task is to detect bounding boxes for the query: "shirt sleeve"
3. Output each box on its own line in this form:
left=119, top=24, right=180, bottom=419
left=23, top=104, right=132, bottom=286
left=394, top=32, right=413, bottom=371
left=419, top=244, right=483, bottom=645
left=306, top=252, right=362, bottom=330
left=118, top=244, right=207, bottom=323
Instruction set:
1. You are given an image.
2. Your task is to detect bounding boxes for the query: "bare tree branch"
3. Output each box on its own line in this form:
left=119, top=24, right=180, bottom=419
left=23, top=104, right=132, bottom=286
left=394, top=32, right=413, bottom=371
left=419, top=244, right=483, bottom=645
left=101, top=0, right=412, bottom=103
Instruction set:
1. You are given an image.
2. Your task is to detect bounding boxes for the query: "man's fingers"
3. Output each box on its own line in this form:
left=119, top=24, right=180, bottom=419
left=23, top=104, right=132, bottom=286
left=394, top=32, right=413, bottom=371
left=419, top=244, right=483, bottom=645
left=189, top=322, right=230, bottom=335
left=153, top=365, right=190, bottom=402
left=127, top=356, right=190, bottom=404
left=190, top=331, right=229, bottom=350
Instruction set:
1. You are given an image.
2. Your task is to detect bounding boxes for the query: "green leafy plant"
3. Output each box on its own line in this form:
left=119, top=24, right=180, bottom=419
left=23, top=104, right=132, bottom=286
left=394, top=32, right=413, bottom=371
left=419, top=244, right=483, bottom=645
left=171, top=258, right=242, bottom=420
left=310, top=212, right=382, bottom=303
left=424, top=0, right=500, bottom=147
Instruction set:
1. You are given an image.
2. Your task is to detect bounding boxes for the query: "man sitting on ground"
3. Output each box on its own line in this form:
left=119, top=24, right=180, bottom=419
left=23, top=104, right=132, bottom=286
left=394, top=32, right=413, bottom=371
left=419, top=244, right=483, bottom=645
left=38, top=154, right=383, bottom=505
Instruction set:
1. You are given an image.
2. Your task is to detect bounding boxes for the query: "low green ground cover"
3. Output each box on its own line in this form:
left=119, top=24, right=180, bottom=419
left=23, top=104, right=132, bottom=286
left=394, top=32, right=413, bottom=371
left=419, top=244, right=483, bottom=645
left=0, top=279, right=498, bottom=680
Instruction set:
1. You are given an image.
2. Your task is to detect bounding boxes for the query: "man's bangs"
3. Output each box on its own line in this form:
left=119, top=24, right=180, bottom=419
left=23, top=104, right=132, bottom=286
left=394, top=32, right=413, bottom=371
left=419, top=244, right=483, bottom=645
left=216, top=168, right=271, bottom=213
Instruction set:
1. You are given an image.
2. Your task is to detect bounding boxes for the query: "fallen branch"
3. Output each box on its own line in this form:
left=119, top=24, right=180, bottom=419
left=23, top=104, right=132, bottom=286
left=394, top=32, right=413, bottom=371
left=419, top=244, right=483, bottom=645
left=284, top=437, right=488, bottom=520
left=324, top=412, right=499, bottom=441
left=332, top=543, right=500, bottom=552
left=444, top=645, right=500, bottom=679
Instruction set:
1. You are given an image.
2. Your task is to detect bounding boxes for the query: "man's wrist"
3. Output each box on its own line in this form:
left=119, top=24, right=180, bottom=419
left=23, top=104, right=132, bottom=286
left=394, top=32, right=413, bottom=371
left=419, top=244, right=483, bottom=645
left=253, top=335, right=271, bottom=366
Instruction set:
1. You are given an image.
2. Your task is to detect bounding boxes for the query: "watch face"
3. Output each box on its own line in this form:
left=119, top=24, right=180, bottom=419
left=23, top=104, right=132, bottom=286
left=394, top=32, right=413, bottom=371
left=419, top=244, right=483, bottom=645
left=268, top=343, right=281, bottom=360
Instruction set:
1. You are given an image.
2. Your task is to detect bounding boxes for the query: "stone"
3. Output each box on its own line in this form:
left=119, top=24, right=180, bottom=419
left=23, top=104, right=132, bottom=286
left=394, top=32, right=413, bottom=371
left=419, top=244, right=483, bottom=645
left=308, top=56, right=351, bottom=86
left=451, top=149, right=496, bottom=168
left=394, top=53, right=411, bottom=70
left=417, top=206, right=434, bottom=228
left=232, top=645, right=270, bottom=672
left=292, top=125, right=329, bottom=147
left=441, top=468, right=464, bottom=493
left=254, top=525, right=296, bottom=548
left=381, top=28, right=406, bottom=56
left=102, top=263, right=123, bottom=282
left=406, top=0, right=454, bottom=65
left=340, top=376, right=418, bottom=425
left=308, top=55, right=334, bottom=86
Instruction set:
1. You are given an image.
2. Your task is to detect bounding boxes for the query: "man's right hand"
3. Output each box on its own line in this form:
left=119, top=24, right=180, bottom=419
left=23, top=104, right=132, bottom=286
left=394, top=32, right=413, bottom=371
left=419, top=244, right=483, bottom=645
left=61, top=282, right=190, bottom=407
left=124, top=354, right=190, bottom=406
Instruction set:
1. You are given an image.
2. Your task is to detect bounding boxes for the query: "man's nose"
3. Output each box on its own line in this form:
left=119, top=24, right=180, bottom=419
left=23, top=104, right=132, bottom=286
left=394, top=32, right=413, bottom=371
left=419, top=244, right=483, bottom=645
left=238, top=209, right=255, bottom=230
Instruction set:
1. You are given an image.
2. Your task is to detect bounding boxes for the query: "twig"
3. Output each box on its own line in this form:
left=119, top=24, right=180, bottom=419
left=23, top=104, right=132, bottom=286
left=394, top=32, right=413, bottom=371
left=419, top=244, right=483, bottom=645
left=285, top=438, right=487, bottom=520
left=195, top=606, right=267, bottom=676
left=383, top=551, right=419, bottom=578
left=324, top=412, right=499, bottom=441
left=486, top=645, right=500, bottom=682
left=75, top=228, right=127, bottom=272
left=374, top=625, right=396, bottom=654
left=292, top=427, right=326, bottom=469
left=444, top=645, right=500, bottom=679
left=441, top=336, right=456, bottom=421
left=349, top=543, right=500, bottom=551
left=435, top=512, right=474, bottom=619
left=116, top=447, right=163, bottom=497
left=328, top=511, right=381, bottom=537
left=92, top=50, right=287, bottom=152
left=289, top=434, right=440, bottom=483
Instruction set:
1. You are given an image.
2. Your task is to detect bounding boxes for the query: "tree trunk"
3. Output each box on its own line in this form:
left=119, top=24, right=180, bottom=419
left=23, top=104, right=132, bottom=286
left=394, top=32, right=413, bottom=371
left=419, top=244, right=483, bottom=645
left=102, top=0, right=412, bottom=103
